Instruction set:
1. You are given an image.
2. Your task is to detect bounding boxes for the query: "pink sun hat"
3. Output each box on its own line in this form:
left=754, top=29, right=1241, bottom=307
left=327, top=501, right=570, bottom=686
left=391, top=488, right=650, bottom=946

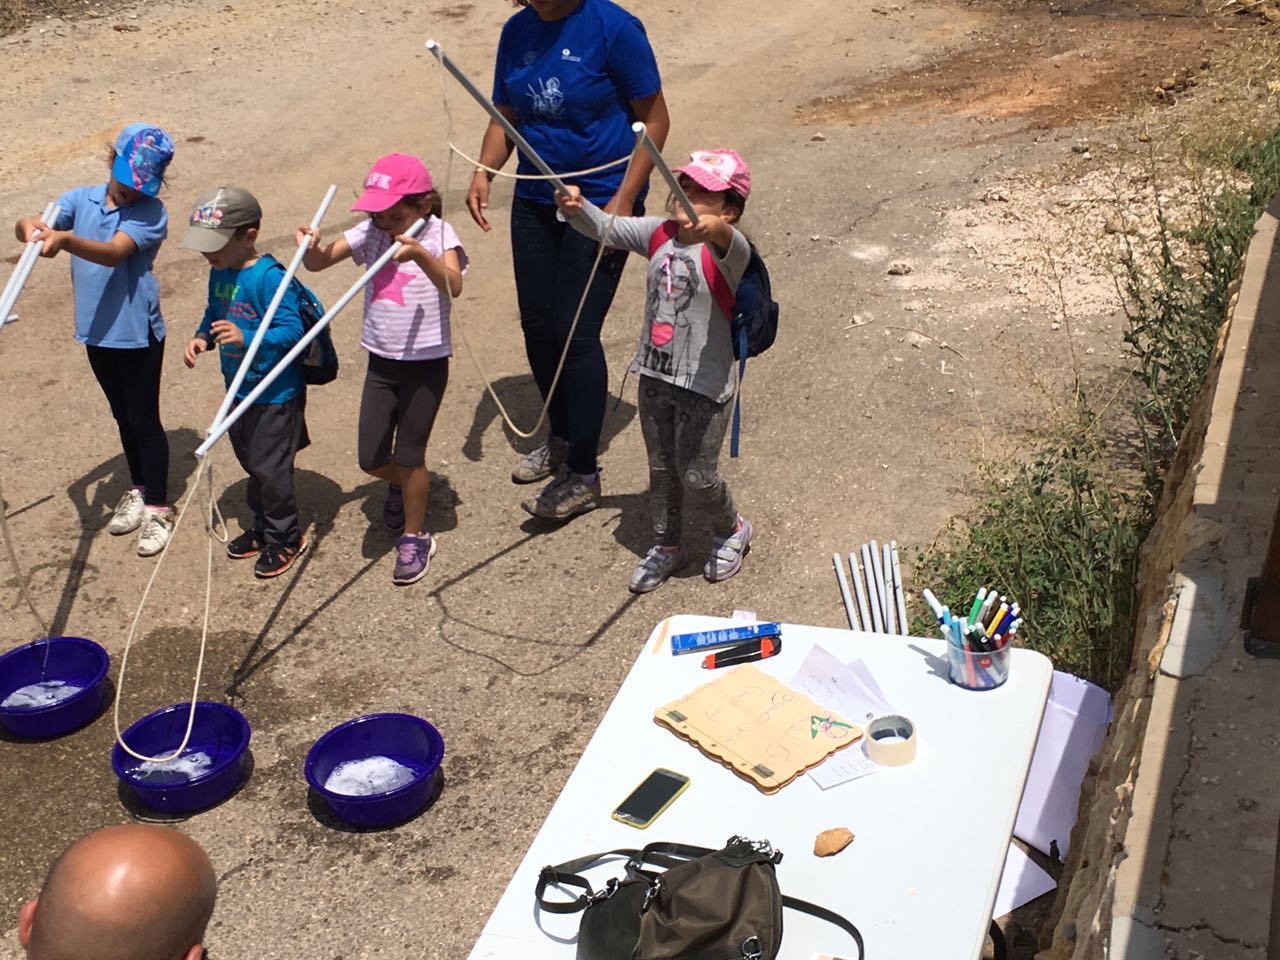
left=352, top=153, right=434, bottom=213
left=674, top=149, right=751, bottom=200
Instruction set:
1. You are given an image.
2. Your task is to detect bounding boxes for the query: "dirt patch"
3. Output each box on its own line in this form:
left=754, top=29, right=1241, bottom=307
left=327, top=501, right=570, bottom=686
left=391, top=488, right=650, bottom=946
left=800, top=8, right=1223, bottom=130
left=1, top=0, right=136, bottom=37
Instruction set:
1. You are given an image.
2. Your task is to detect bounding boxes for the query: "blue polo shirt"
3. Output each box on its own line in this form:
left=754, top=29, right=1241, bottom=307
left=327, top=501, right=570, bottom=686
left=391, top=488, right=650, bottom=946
left=53, top=183, right=168, bottom=348
left=492, top=0, right=661, bottom=206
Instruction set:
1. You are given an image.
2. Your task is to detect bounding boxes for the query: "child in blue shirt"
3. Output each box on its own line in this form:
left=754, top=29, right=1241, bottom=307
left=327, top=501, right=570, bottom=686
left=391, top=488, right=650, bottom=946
left=13, top=123, right=175, bottom=557
left=182, top=186, right=310, bottom=580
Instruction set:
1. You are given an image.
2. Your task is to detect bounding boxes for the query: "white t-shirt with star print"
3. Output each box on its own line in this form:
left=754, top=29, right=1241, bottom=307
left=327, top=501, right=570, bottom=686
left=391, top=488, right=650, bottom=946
left=344, top=216, right=468, bottom=362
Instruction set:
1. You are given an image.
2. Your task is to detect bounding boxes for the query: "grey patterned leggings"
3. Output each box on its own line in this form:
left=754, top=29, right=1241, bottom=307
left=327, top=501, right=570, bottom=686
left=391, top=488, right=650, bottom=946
left=637, top=376, right=738, bottom=547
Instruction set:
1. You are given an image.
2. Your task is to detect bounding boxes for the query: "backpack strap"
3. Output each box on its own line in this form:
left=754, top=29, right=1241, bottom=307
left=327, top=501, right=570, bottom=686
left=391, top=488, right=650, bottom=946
left=782, top=894, right=865, bottom=960
left=700, top=246, right=738, bottom=321
left=730, top=338, right=747, bottom=459
left=647, top=220, right=680, bottom=258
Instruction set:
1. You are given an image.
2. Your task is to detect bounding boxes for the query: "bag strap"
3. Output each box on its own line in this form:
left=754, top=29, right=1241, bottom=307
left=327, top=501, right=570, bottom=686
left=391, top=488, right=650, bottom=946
left=700, top=245, right=738, bottom=321
left=782, top=894, right=865, bottom=960
left=647, top=219, right=679, bottom=258
left=730, top=329, right=747, bottom=459
left=536, top=848, right=642, bottom=914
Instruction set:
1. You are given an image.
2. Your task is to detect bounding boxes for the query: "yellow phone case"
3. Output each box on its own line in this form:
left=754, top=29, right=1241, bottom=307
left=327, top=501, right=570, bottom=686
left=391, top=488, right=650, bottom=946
left=611, top=768, right=690, bottom=829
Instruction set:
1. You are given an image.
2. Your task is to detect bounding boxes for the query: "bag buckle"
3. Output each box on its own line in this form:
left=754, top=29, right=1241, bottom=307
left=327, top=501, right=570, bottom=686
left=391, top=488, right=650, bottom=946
left=741, top=936, right=764, bottom=960
left=585, top=878, right=619, bottom=906
left=640, top=876, right=663, bottom=912
left=728, top=836, right=777, bottom=860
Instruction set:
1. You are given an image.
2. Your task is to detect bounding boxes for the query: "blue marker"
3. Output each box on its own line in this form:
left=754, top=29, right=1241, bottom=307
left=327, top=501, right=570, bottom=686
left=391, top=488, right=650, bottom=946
left=670, top=622, right=782, bottom=656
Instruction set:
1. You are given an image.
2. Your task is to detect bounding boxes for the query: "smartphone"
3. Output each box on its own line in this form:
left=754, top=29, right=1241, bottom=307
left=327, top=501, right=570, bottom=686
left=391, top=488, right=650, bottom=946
left=611, top=768, right=691, bottom=829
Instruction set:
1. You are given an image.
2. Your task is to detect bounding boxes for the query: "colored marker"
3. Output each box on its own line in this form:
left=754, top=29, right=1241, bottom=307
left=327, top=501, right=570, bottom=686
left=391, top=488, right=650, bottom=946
left=986, top=604, right=1008, bottom=639
left=703, top=637, right=781, bottom=669
left=968, top=588, right=987, bottom=623
left=962, top=638, right=978, bottom=687
left=922, top=588, right=945, bottom=621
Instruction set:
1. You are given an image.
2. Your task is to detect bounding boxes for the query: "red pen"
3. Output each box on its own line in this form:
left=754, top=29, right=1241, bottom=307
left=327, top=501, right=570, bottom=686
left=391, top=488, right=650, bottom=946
left=702, top=637, right=781, bottom=669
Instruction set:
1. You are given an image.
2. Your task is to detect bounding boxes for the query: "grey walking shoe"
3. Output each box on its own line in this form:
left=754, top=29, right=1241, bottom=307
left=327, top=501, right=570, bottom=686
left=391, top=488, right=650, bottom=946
left=704, top=516, right=753, bottom=582
left=629, top=545, right=687, bottom=594
left=521, top=467, right=600, bottom=520
left=512, top=436, right=568, bottom=484
left=108, top=488, right=145, bottom=535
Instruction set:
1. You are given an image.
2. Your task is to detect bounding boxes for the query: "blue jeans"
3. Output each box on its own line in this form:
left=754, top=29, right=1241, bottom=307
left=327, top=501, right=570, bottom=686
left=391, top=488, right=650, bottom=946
left=510, top=197, right=635, bottom=475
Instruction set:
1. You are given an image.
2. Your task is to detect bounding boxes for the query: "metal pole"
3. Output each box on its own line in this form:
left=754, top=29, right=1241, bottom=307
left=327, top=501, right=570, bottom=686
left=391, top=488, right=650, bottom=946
left=862, top=543, right=886, bottom=634
left=1, top=202, right=60, bottom=331
left=631, top=122, right=699, bottom=225
left=425, top=40, right=568, bottom=196
left=833, top=553, right=859, bottom=630
left=849, top=551, right=872, bottom=634
left=207, top=185, right=337, bottom=433
left=891, top=540, right=909, bottom=635
left=881, top=541, right=897, bottom=634
left=196, top=217, right=427, bottom=458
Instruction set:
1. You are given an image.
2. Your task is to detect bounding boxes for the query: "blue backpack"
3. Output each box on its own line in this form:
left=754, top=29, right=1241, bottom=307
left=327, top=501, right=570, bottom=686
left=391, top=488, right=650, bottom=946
left=257, top=254, right=339, bottom=386
left=648, top=222, right=779, bottom=456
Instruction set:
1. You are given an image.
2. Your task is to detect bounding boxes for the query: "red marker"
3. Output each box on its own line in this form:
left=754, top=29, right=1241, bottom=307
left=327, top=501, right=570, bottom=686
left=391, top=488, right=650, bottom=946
left=702, top=637, right=781, bottom=669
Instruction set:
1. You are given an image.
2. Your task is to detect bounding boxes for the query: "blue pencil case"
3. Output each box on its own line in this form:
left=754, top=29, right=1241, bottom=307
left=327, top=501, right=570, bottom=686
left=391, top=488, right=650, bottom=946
left=670, top=622, right=782, bottom=656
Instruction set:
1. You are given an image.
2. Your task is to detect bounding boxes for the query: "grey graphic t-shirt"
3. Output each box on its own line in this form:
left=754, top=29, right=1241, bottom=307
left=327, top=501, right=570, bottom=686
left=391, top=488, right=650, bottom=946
left=571, top=199, right=750, bottom=403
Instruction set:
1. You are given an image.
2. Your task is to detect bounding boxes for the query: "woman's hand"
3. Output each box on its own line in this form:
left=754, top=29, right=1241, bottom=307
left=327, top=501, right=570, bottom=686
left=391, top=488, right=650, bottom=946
left=467, top=168, right=493, bottom=233
left=296, top=226, right=319, bottom=249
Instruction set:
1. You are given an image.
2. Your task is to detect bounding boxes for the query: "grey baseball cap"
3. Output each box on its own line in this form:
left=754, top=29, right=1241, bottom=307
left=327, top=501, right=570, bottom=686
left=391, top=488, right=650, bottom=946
left=181, top=186, right=263, bottom=252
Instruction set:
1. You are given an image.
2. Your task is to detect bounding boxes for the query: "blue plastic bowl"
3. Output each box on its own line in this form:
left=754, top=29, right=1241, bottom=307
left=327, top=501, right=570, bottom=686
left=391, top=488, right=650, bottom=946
left=112, top=701, right=251, bottom=813
left=0, top=637, right=110, bottom=739
left=305, top=713, right=444, bottom=828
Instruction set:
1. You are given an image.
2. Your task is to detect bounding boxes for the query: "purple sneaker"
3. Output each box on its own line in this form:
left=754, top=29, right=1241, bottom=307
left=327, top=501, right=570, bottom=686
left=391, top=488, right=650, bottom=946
left=392, top=533, right=437, bottom=586
left=383, top=484, right=405, bottom=531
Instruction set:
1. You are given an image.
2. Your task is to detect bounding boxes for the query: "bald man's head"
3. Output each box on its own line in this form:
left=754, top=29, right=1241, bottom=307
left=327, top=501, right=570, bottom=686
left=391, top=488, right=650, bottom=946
left=18, top=825, right=216, bottom=960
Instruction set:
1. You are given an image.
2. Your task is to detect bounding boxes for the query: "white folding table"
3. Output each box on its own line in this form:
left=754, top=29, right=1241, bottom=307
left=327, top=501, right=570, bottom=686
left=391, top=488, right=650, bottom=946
left=467, top=615, right=1053, bottom=959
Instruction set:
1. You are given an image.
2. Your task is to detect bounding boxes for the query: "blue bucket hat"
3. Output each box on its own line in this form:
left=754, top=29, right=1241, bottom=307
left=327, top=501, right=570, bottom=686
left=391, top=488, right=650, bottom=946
left=111, top=123, right=175, bottom=197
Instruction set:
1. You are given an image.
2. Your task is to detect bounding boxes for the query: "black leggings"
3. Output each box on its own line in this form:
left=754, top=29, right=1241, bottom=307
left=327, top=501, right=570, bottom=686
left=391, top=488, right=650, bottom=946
left=85, top=332, right=169, bottom=506
left=510, top=197, right=634, bottom=476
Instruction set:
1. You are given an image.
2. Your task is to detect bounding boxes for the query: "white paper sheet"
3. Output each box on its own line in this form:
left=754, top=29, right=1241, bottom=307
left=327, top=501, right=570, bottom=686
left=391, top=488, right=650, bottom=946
left=993, top=844, right=1057, bottom=918
left=792, top=645, right=895, bottom=789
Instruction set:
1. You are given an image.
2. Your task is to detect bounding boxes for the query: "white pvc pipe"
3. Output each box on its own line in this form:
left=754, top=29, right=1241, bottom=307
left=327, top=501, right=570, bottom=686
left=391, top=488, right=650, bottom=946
left=631, top=122, right=699, bottom=225
left=833, top=553, right=859, bottom=631
left=0, top=202, right=59, bottom=331
left=881, top=541, right=897, bottom=634
left=861, top=543, right=885, bottom=634
left=891, top=540, right=909, bottom=635
left=426, top=40, right=569, bottom=196
left=207, top=185, right=338, bottom=433
left=849, top=551, right=871, bottom=634
left=196, top=217, right=427, bottom=458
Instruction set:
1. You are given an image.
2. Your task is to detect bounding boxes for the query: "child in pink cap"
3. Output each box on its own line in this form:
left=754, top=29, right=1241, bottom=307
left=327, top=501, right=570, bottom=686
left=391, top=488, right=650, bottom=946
left=556, top=148, right=755, bottom=593
left=298, top=153, right=467, bottom=586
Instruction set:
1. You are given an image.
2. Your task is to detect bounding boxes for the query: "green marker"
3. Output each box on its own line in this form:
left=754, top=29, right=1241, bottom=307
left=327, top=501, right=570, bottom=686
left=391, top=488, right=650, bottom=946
left=968, top=587, right=987, bottom=624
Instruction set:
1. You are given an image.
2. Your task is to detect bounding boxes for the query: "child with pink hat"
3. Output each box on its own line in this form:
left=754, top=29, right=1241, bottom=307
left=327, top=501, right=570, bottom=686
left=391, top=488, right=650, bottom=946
left=556, top=148, right=756, bottom=593
left=298, top=153, right=467, bottom=586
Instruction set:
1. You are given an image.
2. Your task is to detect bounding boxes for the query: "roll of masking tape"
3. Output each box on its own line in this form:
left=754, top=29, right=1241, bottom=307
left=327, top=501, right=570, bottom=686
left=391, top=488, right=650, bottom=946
left=864, top=714, right=917, bottom=766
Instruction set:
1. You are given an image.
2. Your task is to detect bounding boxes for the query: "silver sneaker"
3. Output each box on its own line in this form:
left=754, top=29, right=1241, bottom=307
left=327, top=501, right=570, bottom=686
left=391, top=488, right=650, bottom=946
left=522, top=468, right=600, bottom=520
left=136, top=507, right=174, bottom=557
left=629, top=546, right=687, bottom=594
left=512, top=437, right=568, bottom=484
left=704, top=516, right=753, bottom=582
left=108, top=488, right=146, bottom=535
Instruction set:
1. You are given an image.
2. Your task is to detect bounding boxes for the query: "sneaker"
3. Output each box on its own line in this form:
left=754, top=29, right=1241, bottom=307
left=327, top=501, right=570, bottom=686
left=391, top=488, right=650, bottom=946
left=226, top=530, right=263, bottom=560
left=136, top=507, right=174, bottom=557
left=629, top=546, right=687, bottom=594
left=392, top=533, right=438, bottom=586
left=383, top=484, right=405, bottom=531
left=254, top=537, right=309, bottom=579
left=704, top=516, right=753, bottom=582
left=108, top=488, right=145, bottom=535
left=512, top=437, right=568, bottom=484
left=521, top=468, right=600, bottom=520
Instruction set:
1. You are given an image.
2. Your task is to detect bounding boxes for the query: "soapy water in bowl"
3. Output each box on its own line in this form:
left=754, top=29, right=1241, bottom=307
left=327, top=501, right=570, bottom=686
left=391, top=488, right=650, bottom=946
left=324, top=756, right=421, bottom=797
left=1, top=680, right=84, bottom=710
left=129, top=751, right=215, bottom=784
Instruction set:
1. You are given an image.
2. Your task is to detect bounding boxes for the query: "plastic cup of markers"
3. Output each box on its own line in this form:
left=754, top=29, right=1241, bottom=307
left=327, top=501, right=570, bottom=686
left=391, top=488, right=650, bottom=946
left=946, top=641, right=1011, bottom=691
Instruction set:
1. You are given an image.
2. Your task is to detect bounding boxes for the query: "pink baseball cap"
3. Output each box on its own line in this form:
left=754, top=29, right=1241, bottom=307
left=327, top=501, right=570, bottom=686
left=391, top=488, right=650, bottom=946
left=352, top=153, right=434, bottom=213
left=674, top=149, right=751, bottom=200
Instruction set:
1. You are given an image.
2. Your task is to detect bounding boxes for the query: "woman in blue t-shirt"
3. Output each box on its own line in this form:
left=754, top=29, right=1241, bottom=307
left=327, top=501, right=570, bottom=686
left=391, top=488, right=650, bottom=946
left=466, top=0, right=669, bottom=521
